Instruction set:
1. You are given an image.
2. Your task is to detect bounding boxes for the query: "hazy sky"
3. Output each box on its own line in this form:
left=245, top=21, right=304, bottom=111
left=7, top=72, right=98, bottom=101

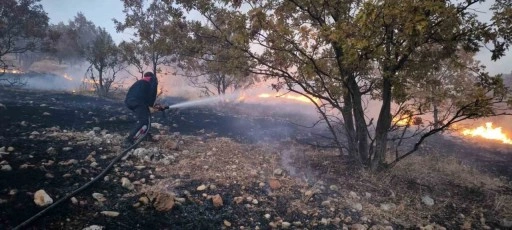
left=40, top=0, right=511, bottom=75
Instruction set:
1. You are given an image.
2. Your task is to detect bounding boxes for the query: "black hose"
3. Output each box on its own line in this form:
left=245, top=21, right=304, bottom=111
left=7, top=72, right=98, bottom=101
left=13, top=117, right=151, bottom=230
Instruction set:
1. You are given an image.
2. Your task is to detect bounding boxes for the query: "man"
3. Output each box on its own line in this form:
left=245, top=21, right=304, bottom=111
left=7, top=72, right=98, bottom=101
left=123, top=71, right=163, bottom=147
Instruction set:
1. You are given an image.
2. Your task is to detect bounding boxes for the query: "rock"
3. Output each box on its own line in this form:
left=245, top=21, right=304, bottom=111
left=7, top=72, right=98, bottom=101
left=252, top=199, right=259, bottom=205
left=7, top=146, right=14, bottom=152
left=349, top=191, right=360, bottom=200
left=320, top=218, right=330, bottom=225
left=197, top=184, right=207, bottom=191
left=350, top=224, right=367, bottom=230
left=380, top=203, right=396, bottom=211
left=352, top=202, right=363, bottom=211
left=46, top=147, right=57, bottom=154
left=273, top=168, right=283, bottom=176
left=92, top=193, right=106, bottom=202
left=62, top=147, right=73, bottom=152
left=234, top=196, right=244, bottom=204
left=268, top=178, right=281, bottom=190
left=282, top=222, right=291, bottom=229
left=501, top=218, right=512, bottom=228
left=1, top=164, right=12, bottom=171
left=121, top=177, right=134, bottom=190
left=421, top=195, right=434, bottom=206
left=224, top=220, right=232, bottom=227
left=151, top=123, right=163, bottom=129
left=0, top=103, right=6, bottom=109
left=212, top=194, right=223, bottom=207
left=139, top=196, right=149, bottom=205
left=264, top=214, right=271, bottom=219
left=134, top=165, right=146, bottom=170
left=461, top=221, right=471, bottom=229
left=31, top=131, right=40, bottom=135
left=34, top=190, right=53, bottom=207
left=71, top=197, right=78, bottom=205
left=330, top=185, right=339, bottom=191
left=82, top=225, right=104, bottom=230
left=100, top=211, right=120, bottom=217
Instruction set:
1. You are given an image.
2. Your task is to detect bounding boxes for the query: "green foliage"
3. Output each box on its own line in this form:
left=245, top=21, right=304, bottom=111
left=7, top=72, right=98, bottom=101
left=171, top=0, right=512, bottom=170
left=0, top=0, right=49, bottom=72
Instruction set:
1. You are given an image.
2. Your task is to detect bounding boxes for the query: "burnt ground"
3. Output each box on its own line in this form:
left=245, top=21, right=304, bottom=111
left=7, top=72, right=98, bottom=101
left=0, top=88, right=511, bottom=230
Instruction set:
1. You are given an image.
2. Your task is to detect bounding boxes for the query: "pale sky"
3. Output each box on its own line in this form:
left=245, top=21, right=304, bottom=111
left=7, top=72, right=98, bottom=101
left=40, top=0, right=511, bottom=75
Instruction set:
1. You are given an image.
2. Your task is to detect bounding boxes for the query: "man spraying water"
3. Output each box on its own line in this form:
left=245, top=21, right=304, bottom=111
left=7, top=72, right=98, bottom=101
left=123, top=71, right=164, bottom=147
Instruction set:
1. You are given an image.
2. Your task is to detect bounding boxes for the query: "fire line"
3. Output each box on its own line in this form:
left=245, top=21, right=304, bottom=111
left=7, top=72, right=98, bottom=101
left=461, top=122, right=512, bottom=144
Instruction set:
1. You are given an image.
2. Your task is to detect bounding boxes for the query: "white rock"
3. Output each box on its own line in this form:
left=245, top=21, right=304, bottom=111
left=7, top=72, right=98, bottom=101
left=0, top=103, right=6, bottom=109
left=281, top=222, right=291, bottom=229
left=34, top=190, right=53, bottom=207
left=352, top=202, right=363, bottom=211
left=62, top=147, right=73, bottom=152
left=101, top=211, right=120, bottom=217
left=422, top=195, right=435, bottom=206
left=71, top=197, right=78, bottom=204
left=197, top=184, right=207, bottom=191
left=92, top=193, right=106, bottom=202
left=264, top=214, right=271, bottom=219
left=82, top=225, right=104, bottom=230
left=1, top=164, right=12, bottom=171
left=273, top=168, right=283, bottom=175
left=7, top=147, right=14, bottom=152
left=121, top=177, right=134, bottom=190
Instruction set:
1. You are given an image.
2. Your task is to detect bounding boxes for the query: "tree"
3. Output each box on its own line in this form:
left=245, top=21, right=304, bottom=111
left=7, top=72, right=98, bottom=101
left=114, top=0, right=186, bottom=79
left=84, top=27, right=122, bottom=97
left=0, top=0, right=49, bottom=74
left=174, top=0, right=512, bottom=171
left=178, top=22, right=257, bottom=96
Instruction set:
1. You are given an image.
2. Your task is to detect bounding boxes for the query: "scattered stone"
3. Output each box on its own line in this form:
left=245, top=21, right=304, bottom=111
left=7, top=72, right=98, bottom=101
left=139, top=196, right=149, bottom=205
left=34, top=189, right=53, bottom=207
left=82, top=225, right=104, bottom=230
left=350, top=223, right=367, bottom=230
left=422, top=195, right=435, bottom=206
left=197, top=184, right=207, bottom=191
left=134, top=165, right=146, bottom=170
left=7, top=146, right=14, bottom=152
left=0, top=103, right=6, bottom=109
left=380, top=203, right=396, bottom=211
left=251, top=199, right=259, bottom=205
left=352, top=202, right=363, bottom=211
left=212, top=194, right=223, bottom=207
left=90, top=162, right=99, bottom=168
left=264, top=214, right=271, bottom=219
left=349, top=191, right=360, bottom=200
left=100, top=211, right=120, bottom=217
left=121, top=177, right=134, bottom=190
left=31, top=131, right=40, bottom=135
left=62, top=147, right=73, bottom=152
left=42, top=112, right=51, bottom=116
left=1, top=164, right=12, bottom=171
left=224, top=220, right=232, bottom=227
left=273, top=168, right=284, bottom=176
left=234, top=196, right=244, bottom=204
left=282, top=222, right=291, bottom=229
left=71, top=197, right=78, bottom=205
left=9, top=189, right=17, bottom=195
left=268, top=178, right=281, bottom=190
left=46, top=147, right=57, bottom=154
left=501, top=218, right=512, bottom=228
left=92, top=193, right=106, bottom=202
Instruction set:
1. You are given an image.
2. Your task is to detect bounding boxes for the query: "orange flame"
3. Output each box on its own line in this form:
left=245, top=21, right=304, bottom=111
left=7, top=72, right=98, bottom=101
left=462, top=122, right=512, bottom=144
left=257, top=93, right=319, bottom=104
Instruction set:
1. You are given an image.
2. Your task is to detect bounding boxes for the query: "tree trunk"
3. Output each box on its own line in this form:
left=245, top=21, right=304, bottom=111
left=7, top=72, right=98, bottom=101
left=372, top=75, right=392, bottom=171
left=347, top=74, right=369, bottom=164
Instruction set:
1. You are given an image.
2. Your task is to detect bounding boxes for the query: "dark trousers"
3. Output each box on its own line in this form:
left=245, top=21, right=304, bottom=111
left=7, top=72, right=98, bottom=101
left=126, top=105, right=150, bottom=142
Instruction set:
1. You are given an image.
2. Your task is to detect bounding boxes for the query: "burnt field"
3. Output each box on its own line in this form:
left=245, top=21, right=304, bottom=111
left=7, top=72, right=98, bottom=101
left=0, top=88, right=511, bottom=230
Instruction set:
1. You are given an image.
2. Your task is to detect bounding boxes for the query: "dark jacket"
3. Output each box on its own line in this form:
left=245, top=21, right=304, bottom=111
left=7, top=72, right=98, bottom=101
left=124, top=77, right=158, bottom=110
